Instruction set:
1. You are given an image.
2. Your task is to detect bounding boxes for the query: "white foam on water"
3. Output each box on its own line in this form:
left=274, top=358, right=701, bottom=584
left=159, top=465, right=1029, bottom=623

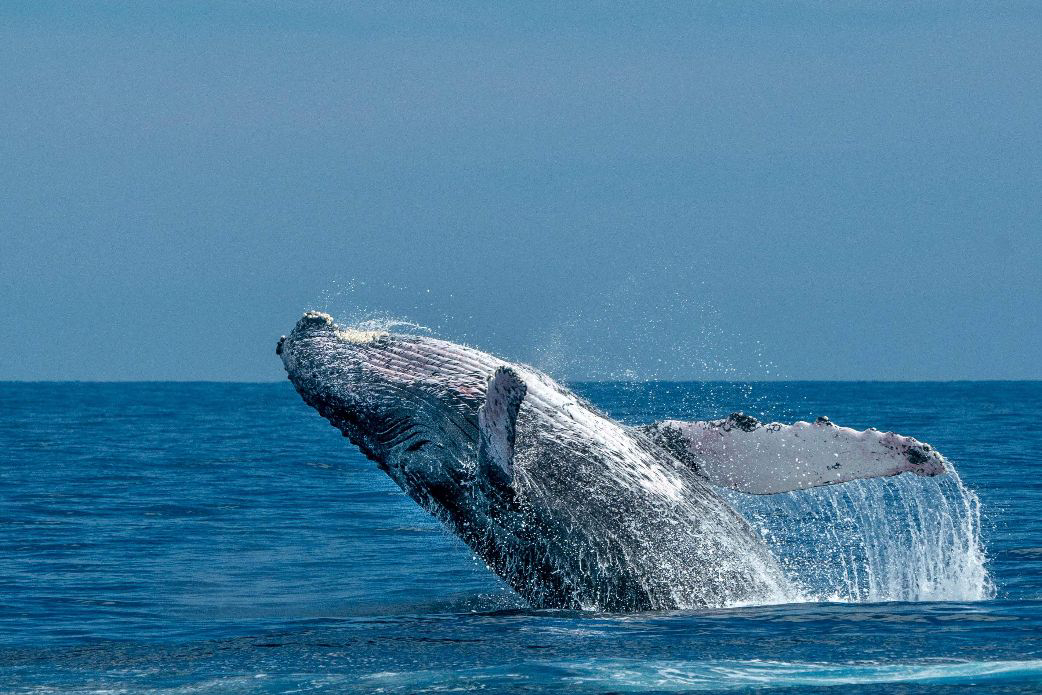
left=356, top=658, right=1042, bottom=692
left=723, top=469, right=993, bottom=603
left=31, top=658, right=1041, bottom=694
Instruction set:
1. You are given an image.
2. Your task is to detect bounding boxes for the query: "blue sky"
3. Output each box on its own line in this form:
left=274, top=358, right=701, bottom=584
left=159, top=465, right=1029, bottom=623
left=2, top=2, right=1040, bottom=380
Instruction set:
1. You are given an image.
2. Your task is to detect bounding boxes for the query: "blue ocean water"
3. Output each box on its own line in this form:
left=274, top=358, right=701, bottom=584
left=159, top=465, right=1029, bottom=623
left=1, top=381, right=1040, bottom=693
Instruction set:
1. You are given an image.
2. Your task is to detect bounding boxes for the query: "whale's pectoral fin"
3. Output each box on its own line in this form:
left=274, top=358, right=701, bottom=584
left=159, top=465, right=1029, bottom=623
left=640, top=413, right=948, bottom=495
left=478, top=366, right=527, bottom=488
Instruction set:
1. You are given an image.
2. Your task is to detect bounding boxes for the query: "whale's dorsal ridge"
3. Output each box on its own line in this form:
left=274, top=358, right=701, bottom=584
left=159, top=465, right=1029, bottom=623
left=478, top=366, right=527, bottom=487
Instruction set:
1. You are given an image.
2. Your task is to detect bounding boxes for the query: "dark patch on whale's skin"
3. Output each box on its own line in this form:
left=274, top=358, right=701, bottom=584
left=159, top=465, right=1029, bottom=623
left=906, top=447, right=931, bottom=467
left=725, top=412, right=761, bottom=433
left=637, top=422, right=702, bottom=475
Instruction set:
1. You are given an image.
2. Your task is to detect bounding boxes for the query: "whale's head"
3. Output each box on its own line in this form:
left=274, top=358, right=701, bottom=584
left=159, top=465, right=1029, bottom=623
left=277, top=311, right=490, bottom=517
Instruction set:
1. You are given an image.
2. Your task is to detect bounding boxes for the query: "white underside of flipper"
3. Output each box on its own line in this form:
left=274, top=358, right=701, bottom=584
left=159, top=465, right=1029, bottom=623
left=642, top=413, right=948, bottom=495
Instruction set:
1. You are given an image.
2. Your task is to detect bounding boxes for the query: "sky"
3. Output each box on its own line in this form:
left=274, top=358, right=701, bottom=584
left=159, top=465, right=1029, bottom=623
left=1, top=2, right=1040, bottom=381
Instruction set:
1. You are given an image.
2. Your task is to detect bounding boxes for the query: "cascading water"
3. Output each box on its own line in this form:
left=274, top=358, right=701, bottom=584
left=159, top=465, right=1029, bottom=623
left=722, top=470, right=993, bottom=603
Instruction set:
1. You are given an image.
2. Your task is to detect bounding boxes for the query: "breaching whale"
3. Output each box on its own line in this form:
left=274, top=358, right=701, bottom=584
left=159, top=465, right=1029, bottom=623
left=277, top=311, right=947, bottom=611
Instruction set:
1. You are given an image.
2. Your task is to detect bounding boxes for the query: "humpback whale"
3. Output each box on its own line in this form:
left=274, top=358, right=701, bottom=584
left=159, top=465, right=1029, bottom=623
left=277, top=311, right=947, bottom=611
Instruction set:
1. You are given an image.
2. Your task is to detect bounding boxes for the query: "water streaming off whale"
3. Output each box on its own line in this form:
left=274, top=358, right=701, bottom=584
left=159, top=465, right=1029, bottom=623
left=525, top=420, right=992, bottom=608
left=722, top=471, right=992, bottom=603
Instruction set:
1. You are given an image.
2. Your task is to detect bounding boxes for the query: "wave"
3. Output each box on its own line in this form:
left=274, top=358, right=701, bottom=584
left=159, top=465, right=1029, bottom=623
left=358, top=657, right=1042, bottom=692
left=44, top=658, right=1039, bottom=694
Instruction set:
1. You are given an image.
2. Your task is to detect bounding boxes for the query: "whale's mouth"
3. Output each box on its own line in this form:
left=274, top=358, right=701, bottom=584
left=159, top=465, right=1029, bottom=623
left=297, top=310, right=336, bottom=331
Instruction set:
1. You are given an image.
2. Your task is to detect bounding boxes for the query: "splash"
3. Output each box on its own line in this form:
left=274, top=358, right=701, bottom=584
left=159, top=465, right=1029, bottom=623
left=351, top=316, right=433, bottom=335
left=723, top=470, right=993, bottom=603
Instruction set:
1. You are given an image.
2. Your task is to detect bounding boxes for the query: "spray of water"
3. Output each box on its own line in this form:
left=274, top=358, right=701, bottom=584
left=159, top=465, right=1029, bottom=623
left=723, top=470, right=993, bottom=603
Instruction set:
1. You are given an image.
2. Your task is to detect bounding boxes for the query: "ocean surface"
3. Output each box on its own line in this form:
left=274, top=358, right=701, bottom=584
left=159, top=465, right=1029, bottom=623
left=1, top=380, right=1040, bottom=693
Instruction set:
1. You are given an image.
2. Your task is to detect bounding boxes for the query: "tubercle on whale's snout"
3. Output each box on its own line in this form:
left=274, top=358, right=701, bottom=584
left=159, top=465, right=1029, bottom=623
left=276, top=311, right=336, bottom=360
left=277, top=311, right=347, bottom=370
left=295, top=310, right=336, bottom=332
left=282, top=311, right=337, bottom=348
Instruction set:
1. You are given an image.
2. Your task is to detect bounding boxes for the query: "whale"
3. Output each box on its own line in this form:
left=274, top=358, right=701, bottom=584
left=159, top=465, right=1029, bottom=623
left=277, top=311, right=948, bottom=611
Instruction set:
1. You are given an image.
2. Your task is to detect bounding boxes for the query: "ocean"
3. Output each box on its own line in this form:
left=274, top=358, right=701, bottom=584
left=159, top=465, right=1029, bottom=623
left=1, top=381, right=1040, bottom=693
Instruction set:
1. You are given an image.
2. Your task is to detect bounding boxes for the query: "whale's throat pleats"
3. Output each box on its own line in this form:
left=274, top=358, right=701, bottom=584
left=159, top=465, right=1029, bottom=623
left=640, top=413, right=948, bottom=495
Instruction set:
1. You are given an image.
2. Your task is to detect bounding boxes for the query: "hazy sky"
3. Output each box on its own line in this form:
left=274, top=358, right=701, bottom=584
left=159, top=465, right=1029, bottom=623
left=2, top=2, right=1040, bottom=381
